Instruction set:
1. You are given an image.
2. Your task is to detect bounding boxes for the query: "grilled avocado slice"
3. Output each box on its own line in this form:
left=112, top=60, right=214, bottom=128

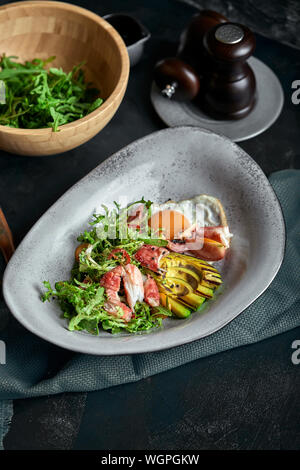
left=160, top=293, right=191, bottom=318
left=148, top=252, right=222, bottom=316
left=181, top=291, right=206, bottom=309
left=160, top=276, right=193, bottom=296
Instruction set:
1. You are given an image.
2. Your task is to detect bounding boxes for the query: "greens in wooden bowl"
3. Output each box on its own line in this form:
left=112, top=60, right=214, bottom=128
left=0, top=55, right=103, bottom=132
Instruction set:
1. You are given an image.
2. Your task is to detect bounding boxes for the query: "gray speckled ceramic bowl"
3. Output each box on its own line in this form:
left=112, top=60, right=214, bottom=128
left=3, top=127, right=285, bottom=355
left=103, top=13, right=150, bottom=67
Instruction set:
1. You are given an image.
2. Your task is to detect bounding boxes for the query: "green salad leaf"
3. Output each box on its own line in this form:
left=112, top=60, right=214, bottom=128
left=42, top=282, right=172, bottom=335
left=0, top=55, right=103, bottom=131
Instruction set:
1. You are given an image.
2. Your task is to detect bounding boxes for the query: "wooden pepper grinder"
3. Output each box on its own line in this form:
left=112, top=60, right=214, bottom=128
left=153, top=10, right=227, bottom=102
left=202, top=22, right=256, bottom=119
left=177, top=10, right=228, bottom=72
left=154, top=57, right=200, bottom=101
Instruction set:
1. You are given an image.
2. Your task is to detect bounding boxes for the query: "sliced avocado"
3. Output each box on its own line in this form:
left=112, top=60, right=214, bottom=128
left=164, top=265, right=217, bottom=299
left=184, top=264, right=202, bottom=280
left=155, top=252, right=222, bottom=313
left=201, top=279, right=218, bottom=289
left=165, top=266, right=200, bottom=290
left=202, top=270, right=222, bottom=284
left=169, top=263, right=220, bottom=293
left=160, top=253, right=220, bottom=277
left=166, top=296, right=191, bottom=318
left=166, top=253, right=217, bottom=270
left=181, top=291, right=206, bottom=310
left=195, top=284, right=214, bottom=298
left=160, top=292, right=191, bottom=318
left=163, top=276, right=193, bottom=296
left=185, top=256, right=219, bottom=273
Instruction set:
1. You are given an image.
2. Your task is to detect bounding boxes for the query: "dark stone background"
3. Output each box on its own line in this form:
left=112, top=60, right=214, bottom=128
left=180, top=0, right=300, bottom=48
left=1, top=0, right=300, bottom=450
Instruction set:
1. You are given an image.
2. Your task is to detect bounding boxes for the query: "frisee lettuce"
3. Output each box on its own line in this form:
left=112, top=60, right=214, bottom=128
left=42, top=281, right=172, bottom=335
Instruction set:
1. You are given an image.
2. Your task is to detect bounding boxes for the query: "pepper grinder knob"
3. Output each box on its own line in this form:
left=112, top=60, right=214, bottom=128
left=203, top=22, right=256, bottom=119
left=215, top=24, right=244, bottom=45
left=154, top=58, right=200, bottom=101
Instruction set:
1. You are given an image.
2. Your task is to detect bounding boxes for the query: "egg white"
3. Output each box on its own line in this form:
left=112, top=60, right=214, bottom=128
left=150, top=195, right=222, bottom=228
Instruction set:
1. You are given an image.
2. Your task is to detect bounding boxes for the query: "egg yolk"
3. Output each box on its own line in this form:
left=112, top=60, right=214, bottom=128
left=148, top=210, right=191, bottom=240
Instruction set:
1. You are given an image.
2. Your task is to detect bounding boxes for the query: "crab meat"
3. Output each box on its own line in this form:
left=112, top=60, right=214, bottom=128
left=100, top=266, right=132, bottom=322
left=103, top=300, right=132, bottom=323
left=100, top=264, right=146, bottom=321
left=134, top=245, right=169, bottom=272
left=123, top=264, right=144, bottom=309
left=144, top=275, right=160, bottom=307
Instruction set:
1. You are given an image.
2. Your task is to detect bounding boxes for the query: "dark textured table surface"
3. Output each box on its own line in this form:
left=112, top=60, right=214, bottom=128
left=1, top=0, right=300, bottom=450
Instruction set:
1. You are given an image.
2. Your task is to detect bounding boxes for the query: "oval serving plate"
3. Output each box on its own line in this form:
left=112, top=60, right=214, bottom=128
left=3, top=127, right=285, bottom=355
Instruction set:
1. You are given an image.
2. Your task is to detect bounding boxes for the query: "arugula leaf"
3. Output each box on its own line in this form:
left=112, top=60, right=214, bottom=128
left=0, top=55, right=103, bottom=131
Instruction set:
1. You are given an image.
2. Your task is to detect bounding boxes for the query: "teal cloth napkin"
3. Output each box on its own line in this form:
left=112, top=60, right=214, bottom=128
left=0, top=169, right=299, bottom=449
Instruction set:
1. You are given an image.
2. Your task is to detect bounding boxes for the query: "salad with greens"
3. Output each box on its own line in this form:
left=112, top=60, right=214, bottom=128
left=0, top=55, right=103, bottom=131
left=42, top=199, right=172, bottom=335
left=42, top=197, right=223, bottom=336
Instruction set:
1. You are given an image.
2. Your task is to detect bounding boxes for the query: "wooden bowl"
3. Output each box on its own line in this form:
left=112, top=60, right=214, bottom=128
left=0, top=1, right=129, bottom=156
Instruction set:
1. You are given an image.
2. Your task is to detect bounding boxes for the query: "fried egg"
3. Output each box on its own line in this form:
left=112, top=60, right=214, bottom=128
left=148, top=195, right=225, bottom=240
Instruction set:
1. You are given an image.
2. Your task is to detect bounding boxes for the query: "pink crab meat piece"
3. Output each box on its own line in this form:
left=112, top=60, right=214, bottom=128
left=104, top=300, right=132, bottom=323
left=123, top=264, right=144, bottom=309
left=144, top=275, right=160, bottom=307
left=100, top=265, right=132, bottom=322
left=100, top=265, right=125, bottom=291
left=134, top=245, right=169, bottom=272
